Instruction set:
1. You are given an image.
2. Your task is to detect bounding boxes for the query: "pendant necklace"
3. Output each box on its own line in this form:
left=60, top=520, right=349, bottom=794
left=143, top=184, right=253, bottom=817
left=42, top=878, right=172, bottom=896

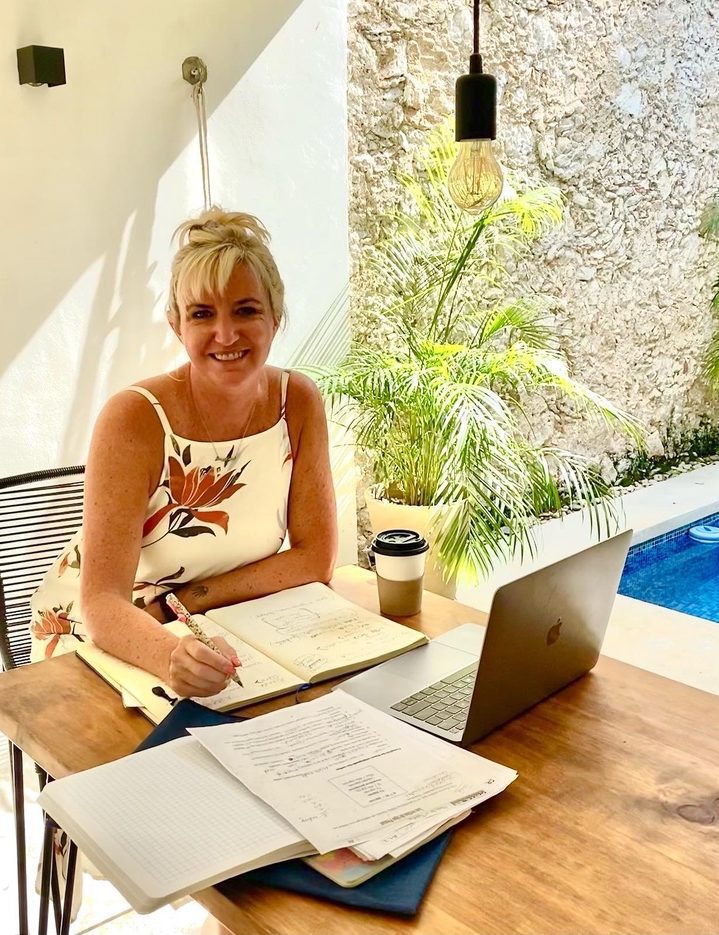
left=187, top=368, right=259, bottom=470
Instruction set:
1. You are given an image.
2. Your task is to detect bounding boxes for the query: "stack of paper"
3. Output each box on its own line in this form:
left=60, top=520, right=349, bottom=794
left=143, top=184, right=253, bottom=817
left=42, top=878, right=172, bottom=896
left=189, top=691, right=517, bottom=860
left=39, top=690, right=517, bottom=913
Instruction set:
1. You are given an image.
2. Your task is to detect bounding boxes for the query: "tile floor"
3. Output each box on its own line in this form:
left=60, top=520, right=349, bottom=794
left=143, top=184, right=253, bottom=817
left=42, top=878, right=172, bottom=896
left=2, top=465, right=719, bottom=933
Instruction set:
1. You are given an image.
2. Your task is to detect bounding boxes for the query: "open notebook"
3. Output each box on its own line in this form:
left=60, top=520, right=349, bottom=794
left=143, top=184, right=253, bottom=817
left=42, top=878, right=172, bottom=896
left=77, top=582, right=428, bottom=723
left=38, top=737, right=313, bottom=913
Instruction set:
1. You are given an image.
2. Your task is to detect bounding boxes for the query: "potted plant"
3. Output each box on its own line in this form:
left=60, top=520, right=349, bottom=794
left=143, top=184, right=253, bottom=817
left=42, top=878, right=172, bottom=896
left=312, top=127, right=643, bottom=596
left=700, top=193, right=719, bottom=385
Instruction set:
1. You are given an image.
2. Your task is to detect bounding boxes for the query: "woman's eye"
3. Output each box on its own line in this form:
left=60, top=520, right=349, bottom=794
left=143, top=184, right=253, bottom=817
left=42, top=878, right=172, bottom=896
left=190, top=308, right=212, bottom=320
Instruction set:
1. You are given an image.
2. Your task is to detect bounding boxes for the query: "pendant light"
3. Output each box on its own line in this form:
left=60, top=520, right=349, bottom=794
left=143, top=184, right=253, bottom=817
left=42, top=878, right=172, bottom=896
left=448, top=0, right=503, bottom=214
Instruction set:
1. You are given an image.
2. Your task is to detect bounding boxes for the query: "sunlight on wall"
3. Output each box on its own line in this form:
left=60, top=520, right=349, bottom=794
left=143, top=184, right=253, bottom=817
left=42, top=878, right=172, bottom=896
left=1, top=256, right=104, bottom=467
left=2, top=0, right=354, bottom=563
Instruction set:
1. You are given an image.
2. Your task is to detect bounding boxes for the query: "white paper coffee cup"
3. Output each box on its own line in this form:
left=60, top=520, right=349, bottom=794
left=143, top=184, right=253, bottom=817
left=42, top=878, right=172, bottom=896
left=370, top=529, right=429, bottom=616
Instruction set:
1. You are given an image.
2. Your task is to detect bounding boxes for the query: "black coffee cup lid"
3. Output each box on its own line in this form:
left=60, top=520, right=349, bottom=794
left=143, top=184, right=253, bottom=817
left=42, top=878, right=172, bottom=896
left=371, top=529, right=429, bottom=557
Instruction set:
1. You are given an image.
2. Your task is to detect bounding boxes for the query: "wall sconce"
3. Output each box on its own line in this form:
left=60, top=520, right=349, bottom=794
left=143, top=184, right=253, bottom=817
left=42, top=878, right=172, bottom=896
left=17, top=46, right=66, bottom=87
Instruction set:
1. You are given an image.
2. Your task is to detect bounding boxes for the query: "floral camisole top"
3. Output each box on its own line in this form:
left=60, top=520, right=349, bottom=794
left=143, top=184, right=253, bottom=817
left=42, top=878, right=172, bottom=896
left=30, top=372, right=293, bottom=661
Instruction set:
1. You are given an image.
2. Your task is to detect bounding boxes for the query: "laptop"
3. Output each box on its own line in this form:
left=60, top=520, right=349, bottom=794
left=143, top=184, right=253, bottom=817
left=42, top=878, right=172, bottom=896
left=339, top=530, right=632, bottom=746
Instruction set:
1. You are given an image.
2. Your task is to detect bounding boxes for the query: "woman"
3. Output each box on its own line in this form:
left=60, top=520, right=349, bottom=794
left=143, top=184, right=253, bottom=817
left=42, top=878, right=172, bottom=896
left=31, top=208, right=338, bottom=699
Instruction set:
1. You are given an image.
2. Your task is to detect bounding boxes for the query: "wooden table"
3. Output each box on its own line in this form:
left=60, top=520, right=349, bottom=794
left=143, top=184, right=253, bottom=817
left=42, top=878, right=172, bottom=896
left=0, top=566, right=717, bottom=934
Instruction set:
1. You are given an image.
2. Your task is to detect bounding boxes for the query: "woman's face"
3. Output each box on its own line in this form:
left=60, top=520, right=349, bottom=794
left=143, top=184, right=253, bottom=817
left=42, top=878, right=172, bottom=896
left=173, top=262, right=278, bottom=387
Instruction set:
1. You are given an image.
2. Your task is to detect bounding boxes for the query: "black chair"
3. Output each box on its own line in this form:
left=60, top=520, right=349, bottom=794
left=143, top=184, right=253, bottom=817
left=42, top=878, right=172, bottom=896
left=0, top=466, right=85, bottom=935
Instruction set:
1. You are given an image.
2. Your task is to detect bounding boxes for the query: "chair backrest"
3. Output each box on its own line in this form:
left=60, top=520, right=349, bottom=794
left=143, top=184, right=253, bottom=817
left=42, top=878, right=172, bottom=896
left=0, top=466, right=85, bottom=669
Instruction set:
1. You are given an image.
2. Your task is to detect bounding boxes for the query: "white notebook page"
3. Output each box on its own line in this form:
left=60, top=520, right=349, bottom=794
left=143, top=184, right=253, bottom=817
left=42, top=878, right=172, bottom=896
left=39, top=737, right=306, bottom=907
left=207, top=582, right=425, bottom=679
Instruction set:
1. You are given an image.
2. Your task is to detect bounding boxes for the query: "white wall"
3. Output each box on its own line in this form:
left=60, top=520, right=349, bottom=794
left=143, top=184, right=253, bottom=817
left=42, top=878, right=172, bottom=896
left=1, top=0, right=356, bottom=563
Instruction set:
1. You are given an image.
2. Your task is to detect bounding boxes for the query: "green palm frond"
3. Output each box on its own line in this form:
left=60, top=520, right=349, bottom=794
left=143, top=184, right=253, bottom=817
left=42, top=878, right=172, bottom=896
left=309, top=124, right=644, bottom=581
left=700, top=195, right=719, bottom=385
left=703, top=327, right=719, bottom=385
left=699, top=195, right=719, bottom=242
left=469, top=298, right=559, bottom=350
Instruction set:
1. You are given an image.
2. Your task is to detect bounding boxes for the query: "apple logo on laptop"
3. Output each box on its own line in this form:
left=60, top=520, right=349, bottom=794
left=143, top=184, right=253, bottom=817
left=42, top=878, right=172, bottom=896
left=546, top=618, right=562, bottom=646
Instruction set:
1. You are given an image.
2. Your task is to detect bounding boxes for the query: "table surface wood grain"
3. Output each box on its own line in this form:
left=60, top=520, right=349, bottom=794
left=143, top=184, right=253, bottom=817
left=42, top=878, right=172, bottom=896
left=0, top=566, right=717, bottom=935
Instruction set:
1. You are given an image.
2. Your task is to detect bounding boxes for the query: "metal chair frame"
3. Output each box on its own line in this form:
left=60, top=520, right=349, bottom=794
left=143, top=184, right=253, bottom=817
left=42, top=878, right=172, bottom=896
left=0, top=466, right=86, bottom=935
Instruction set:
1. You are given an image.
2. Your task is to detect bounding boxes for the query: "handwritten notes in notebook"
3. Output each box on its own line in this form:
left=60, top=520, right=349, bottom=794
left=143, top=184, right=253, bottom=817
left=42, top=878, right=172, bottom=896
left=76, top=583, right=426, bottom=724
left=206, top=582, right=427, bottom=681
left=183, top=617, right=303, bottom=705
left=77, top=618, right=302, bottom=724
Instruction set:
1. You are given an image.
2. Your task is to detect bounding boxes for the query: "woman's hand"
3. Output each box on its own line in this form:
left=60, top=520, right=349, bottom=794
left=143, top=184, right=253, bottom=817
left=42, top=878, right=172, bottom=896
left=167, top=634, right=240, bottom=698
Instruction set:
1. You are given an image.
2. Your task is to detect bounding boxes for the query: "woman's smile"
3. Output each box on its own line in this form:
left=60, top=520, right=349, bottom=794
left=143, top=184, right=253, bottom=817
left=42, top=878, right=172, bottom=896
left=209, top=349, right=251, bottom=362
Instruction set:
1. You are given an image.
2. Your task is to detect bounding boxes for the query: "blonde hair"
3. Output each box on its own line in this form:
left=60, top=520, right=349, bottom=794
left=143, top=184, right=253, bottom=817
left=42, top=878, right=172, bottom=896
left=168, top=207, right=286, bottom=326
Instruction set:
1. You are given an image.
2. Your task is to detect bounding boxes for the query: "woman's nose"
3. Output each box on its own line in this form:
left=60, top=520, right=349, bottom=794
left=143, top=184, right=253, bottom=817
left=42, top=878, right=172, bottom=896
left=213, top=314, right=241, bottom=346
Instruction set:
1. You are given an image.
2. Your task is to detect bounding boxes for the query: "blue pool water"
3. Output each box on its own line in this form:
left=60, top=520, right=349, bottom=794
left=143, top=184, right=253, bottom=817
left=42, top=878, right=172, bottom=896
left=619, top=510, right=719, bottom=622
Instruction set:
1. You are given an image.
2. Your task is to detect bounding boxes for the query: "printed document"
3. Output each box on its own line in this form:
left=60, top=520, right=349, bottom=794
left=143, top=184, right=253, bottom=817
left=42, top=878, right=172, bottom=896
left=190, top=691, right=516, bottom=853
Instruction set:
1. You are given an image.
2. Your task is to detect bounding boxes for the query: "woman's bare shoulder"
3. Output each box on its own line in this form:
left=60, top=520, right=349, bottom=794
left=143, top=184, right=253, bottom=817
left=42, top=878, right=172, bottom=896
left=131, top=370, right=185, bottom=404
left=89, top=384, right=167, bottom=492
left=284, top=369, right=322, bottom=409
left=95, top=380, right=170, bottom=441
left=283, top=370, right=326, bottom=454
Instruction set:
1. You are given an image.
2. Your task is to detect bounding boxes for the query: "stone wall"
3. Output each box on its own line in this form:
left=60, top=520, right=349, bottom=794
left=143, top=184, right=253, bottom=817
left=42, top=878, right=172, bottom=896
left=347, top=0, right=719, bottom=471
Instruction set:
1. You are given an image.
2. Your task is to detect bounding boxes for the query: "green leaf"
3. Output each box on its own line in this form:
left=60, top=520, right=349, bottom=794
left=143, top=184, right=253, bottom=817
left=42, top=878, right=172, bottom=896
left=303, top=121, right=644, bottom=581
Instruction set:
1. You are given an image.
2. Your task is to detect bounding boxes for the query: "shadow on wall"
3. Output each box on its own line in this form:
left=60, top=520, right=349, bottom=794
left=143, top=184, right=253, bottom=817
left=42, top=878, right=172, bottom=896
left=63, top=200, right=166, bottom=459
left=3, top=0, right=305, bottom=462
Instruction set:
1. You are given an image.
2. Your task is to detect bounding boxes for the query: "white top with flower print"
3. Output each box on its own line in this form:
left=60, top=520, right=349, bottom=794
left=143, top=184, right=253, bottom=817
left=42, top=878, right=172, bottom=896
left=29, top=372, right=293, bottom=661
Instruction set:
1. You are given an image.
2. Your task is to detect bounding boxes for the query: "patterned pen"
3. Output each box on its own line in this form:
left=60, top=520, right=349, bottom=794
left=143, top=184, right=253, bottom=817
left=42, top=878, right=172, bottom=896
left=164, top=592, right=243, bottom=688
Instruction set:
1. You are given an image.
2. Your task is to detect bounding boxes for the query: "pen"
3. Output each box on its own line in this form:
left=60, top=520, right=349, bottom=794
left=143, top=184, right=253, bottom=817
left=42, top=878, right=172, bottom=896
left=164, top=593, right=243, bottom=688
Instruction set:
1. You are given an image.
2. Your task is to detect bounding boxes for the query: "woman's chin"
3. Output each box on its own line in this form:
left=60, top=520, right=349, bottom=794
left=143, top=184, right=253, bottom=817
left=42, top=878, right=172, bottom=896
left=196, top=356, right=263, bottom=386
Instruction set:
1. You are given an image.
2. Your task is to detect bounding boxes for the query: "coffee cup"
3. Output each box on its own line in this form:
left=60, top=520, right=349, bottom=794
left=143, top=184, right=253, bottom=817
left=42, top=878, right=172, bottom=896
left=370, top=529, right=429, bottom=616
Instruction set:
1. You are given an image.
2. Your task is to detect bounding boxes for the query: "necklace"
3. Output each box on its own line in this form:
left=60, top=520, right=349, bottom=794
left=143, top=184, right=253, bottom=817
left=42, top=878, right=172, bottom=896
left=187, top=368, right=260, bottom=469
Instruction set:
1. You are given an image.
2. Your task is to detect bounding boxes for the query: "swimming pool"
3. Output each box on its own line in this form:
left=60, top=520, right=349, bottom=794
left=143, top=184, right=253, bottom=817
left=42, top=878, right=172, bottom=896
left=619, top=510, right=719, bottom=622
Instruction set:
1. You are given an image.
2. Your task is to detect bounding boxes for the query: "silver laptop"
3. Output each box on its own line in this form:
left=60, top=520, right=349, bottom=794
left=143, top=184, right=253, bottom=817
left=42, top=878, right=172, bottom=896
left=339, top=531, right=632, bottom=746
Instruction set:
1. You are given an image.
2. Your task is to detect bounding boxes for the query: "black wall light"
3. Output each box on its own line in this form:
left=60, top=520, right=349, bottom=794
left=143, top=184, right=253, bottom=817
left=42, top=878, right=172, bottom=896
left=17, top=45, right=66, bottom=87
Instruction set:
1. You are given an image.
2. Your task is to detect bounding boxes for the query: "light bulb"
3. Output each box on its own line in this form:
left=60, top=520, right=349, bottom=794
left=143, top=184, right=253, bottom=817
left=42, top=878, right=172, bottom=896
left=447, top=139, right=503, bottom=215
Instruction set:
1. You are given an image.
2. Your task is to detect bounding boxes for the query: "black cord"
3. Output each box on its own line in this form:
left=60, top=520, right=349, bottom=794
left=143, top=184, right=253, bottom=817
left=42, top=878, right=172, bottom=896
left=473, top=0, right=480, bottom=55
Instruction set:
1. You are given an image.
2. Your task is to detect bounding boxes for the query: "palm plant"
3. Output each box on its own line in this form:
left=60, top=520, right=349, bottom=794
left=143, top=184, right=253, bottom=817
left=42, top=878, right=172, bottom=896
left=699, top=194, right=719, bottom=385
left=313, top=126, right=643, bottom=581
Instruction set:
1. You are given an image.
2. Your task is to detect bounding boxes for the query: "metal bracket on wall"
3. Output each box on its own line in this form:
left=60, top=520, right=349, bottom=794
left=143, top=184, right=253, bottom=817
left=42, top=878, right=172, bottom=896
left=182, top=55, right=212, bottom=209
left=182, top=56, right=208, bottom=86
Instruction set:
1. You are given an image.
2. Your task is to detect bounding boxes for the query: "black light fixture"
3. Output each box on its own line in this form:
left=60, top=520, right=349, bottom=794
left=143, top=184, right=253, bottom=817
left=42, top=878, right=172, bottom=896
left=16, top=45, right=66, bottom=87
left=447, top=0, right=503, bottom=214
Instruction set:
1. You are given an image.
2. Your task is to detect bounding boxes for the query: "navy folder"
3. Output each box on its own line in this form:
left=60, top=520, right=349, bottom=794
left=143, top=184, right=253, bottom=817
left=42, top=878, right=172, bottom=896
left=134, top=698, right=453, bottom=915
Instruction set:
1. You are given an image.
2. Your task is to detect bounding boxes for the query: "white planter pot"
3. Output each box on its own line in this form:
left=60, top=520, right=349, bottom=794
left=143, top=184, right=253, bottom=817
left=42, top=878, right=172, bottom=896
left=365, top=489, right=459, bottom=599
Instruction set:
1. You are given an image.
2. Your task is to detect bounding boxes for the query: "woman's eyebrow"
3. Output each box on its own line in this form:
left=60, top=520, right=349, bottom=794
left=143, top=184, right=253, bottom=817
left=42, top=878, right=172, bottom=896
left=185, top=296, right=262, bottom=310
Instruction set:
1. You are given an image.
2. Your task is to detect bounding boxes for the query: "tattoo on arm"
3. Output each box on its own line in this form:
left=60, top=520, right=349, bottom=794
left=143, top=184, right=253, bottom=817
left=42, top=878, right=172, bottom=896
left=190, top=584, right=209, bottom=599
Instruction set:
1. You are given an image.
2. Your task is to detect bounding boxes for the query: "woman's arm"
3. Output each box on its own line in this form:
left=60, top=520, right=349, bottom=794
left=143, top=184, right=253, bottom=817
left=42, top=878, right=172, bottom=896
left=169, top=372, right=338, bottom=615
left=80, top=392, right=238, bottom=696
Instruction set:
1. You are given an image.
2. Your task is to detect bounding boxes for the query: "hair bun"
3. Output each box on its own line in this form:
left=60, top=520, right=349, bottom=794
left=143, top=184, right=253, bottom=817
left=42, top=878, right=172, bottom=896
left=176, top=207, right=271, bottom=249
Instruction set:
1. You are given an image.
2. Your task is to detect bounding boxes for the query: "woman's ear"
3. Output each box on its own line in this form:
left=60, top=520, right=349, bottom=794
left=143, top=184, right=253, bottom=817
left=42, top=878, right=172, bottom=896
left=168, top=312, right=183, bottom=343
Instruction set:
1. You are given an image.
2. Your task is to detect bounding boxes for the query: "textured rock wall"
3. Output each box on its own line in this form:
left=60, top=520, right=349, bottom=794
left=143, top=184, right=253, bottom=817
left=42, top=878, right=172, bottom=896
left=347, top=0, right=719, bottom=470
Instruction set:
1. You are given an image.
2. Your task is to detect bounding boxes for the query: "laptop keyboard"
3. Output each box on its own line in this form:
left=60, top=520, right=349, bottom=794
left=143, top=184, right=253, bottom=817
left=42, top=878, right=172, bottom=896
left=389, top=662, right=479, bottom=735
